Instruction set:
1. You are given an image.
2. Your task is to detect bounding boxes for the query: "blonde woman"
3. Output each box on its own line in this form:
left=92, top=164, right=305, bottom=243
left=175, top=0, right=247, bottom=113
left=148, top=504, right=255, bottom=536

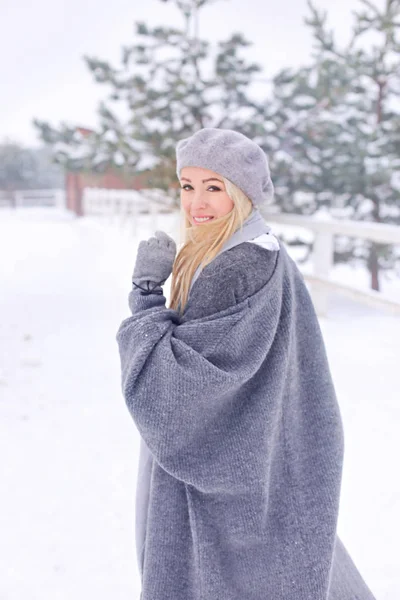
left=116, top=128, right=376, bottom=600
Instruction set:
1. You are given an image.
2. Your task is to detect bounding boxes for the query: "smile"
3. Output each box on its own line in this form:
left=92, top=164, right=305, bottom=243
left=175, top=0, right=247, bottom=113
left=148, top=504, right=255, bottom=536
left=192, top=216, right=214, bottom=223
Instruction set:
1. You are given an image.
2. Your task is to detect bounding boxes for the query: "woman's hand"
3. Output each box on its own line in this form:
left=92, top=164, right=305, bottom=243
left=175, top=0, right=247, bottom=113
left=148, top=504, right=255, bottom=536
left=132, top=230, right=177, bottom=289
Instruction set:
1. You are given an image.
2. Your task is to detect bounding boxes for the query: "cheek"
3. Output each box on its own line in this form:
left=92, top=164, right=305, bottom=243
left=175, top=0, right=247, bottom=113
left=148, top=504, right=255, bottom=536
left=181, top=194, right=190, bottom=213
left=211, top=193, right=234, bottom=217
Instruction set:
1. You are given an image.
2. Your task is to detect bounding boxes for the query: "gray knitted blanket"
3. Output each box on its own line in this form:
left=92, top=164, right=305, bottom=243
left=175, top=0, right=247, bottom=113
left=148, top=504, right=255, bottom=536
left=116, top=225, right=376, bottom=599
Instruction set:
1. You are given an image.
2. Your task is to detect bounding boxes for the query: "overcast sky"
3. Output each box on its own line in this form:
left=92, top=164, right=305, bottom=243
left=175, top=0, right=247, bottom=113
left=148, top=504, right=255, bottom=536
left=0, top=0, right=381, bottom=146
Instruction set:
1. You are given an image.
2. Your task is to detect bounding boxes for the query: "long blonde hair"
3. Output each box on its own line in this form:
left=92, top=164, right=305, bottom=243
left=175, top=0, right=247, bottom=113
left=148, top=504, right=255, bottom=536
left=168, top=177, right=253, bottom=314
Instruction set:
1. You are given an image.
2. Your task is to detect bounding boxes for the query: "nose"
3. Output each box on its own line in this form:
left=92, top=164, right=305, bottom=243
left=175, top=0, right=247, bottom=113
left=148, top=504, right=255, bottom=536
left=190, top=190, right=208, bottom=211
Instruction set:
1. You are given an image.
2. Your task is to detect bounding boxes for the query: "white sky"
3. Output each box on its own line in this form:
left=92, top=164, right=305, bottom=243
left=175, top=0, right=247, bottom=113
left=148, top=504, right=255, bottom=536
left=0, top=0, right=382, bottom=146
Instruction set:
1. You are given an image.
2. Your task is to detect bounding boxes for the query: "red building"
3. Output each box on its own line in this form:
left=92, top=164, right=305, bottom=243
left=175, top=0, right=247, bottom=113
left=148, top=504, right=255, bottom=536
left=65, top=126, right=151, bottom=216
left=65, top=169, right=148, bottom=216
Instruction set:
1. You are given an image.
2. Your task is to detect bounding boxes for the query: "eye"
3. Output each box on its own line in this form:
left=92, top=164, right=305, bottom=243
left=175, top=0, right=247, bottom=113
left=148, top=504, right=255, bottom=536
left=207, top=185, right=222, bottom=192
left=181, top=184, right=193, bottom=191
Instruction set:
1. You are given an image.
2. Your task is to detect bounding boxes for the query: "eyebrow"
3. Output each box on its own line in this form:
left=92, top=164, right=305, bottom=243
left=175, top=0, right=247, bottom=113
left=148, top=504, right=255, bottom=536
left=180, top=177, right=224, bottom=184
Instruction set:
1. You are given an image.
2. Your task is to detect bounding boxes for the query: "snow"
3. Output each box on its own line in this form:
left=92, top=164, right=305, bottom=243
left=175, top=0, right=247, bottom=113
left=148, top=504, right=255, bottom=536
left=0, top=207, right=399, bottom=600
left=293, top=94, right=316, bottom=107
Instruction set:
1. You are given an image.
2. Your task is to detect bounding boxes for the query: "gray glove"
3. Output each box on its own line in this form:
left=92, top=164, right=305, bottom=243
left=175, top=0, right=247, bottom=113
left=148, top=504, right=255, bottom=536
left=132, top=230, right=177, bottom=294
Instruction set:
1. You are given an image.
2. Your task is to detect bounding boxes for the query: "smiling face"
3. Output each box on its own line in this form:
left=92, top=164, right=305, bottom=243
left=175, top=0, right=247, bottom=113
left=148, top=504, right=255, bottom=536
left=180, top=167, right=234, bottom=226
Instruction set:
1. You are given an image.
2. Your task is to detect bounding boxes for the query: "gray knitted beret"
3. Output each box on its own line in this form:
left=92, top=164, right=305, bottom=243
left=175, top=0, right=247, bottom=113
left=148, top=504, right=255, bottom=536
left=176, top=128, right=274, bottom=208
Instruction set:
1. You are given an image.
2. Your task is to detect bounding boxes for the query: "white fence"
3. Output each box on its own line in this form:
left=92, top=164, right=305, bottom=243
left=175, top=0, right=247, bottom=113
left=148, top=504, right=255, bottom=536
left=82, top=187, right=400, bottom=317
left=82, top=187, right=176, bottom=238
left=0, top=189, right=65, bottom=208
left=266, top=212, right=400, bottom=316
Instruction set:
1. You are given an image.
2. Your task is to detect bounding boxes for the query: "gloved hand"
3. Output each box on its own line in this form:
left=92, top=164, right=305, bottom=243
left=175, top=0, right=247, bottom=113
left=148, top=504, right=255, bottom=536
left=132, top=230, right=177, bottom=294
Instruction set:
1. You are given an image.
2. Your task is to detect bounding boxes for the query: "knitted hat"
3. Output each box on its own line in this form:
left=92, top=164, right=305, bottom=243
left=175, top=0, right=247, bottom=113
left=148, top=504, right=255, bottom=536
left=176, top=128, right=274, bottom=208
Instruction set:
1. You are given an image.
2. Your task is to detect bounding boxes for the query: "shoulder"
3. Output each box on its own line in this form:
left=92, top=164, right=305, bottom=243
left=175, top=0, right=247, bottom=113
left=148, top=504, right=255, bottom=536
left=182, top=242, right=279, bottom=321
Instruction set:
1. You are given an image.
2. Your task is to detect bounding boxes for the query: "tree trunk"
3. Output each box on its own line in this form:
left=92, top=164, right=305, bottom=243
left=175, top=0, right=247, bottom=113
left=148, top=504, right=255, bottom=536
left=367, top=78, right=386, bottom=292
left=369, top=242, right=380, bottom=292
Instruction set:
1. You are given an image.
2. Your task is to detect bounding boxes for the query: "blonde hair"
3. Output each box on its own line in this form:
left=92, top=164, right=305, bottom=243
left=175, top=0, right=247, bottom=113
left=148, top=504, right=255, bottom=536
left=168, top=177, right=253, bottom=314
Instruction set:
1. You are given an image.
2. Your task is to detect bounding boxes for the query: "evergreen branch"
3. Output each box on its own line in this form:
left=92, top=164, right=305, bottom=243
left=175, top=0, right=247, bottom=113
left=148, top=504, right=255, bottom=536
left=359, top=0, right=381, bottom=18
left=305, top=1, right=346, bottom=59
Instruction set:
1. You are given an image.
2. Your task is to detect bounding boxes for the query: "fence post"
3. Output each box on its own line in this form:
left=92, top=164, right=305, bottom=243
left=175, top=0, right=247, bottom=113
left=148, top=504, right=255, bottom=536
left=83, top=189, right=91, bottom=215
left=100, top=189, right=107, bottom=219
left=107, top=190, right=114, bottom=225
left=121, top=195, right=131, bottom=231
left=149, top=200, right=158, bottom=232
left=14, top=191, right=22, bottom=208
left=118, top=195, right=125, bottom=229
left=55, top=189, right=65, bottom=209
left=312, top=230, right=334, bottom=317
left=131, top=197, right=138, bottom=238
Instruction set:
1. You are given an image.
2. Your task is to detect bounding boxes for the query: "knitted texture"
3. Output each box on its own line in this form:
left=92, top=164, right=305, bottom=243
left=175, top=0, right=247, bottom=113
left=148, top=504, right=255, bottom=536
left=116, top=242, right=376, bottom=600
left=176, top=128, right=274, bottom=208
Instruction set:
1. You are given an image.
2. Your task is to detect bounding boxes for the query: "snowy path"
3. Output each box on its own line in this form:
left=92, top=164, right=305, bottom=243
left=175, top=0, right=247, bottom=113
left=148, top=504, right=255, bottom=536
left=0, top=208, right=398, bottom=600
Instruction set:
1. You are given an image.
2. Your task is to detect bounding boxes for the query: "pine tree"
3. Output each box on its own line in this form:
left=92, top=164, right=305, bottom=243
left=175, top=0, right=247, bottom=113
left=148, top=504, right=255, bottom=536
left=34, top=0, right=267, bottom=196
left=262, top=0, right=400, bottom=290
left=258, top=64, right=347, bottom=215
left=306, top=0, right=400, bottom=290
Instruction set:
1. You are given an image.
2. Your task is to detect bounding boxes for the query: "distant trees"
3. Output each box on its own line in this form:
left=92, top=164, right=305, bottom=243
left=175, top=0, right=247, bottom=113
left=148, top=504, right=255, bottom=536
left=0, top=141, right=63, bottom=196
left=0, top=142, right=38, bottom=194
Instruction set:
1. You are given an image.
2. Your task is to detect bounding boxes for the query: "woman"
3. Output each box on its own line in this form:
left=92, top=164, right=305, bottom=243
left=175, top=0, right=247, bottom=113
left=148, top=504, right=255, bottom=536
left=116, top=128, right=376, bottom=600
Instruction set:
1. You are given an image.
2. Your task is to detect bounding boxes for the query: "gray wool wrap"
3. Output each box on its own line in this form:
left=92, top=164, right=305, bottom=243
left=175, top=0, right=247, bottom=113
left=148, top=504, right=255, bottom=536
left=176, top=128, right=274, bottom=208
left=116, top=226, right=376, bottom=599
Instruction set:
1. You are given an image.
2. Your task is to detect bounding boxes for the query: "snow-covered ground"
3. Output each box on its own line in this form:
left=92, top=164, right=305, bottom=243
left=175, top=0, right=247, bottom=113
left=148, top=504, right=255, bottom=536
left=0, top=207, right=399, bottom=600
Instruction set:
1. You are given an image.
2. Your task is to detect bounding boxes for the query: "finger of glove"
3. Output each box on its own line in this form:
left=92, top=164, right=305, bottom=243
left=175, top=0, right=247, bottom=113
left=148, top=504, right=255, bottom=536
left=154, top=230, right=177, bottom=251
left=146, top=237, right=176, bottom=263
left=146, top=237, right=168, bottom=252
